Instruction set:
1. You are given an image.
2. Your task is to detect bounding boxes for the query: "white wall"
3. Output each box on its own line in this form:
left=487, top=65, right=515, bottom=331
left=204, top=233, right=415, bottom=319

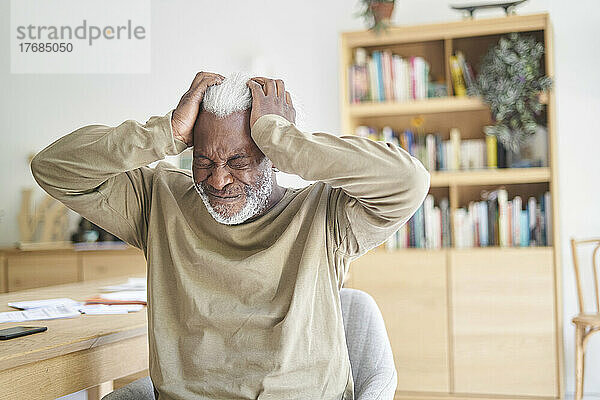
left=1, top=0, right=599, bottom=398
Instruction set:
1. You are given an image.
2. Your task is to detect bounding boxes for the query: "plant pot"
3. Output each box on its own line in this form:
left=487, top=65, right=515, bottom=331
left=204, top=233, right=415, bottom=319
left=369, top=2, right=395, bottom=24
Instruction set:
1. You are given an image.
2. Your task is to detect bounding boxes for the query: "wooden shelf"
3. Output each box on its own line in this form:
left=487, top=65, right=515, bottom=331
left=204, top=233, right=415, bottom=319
left=371, top=246, right=553, bottom=253
left=348, top=93, right=548, bottom=118
left=340, top=13, right=548, bottom=47
left=349, top=96, right=487, bottom=117
left=429, top=167, right=551, bottom=187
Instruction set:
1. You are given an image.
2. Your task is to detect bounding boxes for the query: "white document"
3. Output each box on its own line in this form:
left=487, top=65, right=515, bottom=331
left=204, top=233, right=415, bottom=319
left=100, top=277, right=147, bottom=292
left=0, top=305, right=81, bottom=323
left=79, top=304, right=144, bottom=315
left=99, top=291, right=147, bottom=302
left=8, top=298, right=83, bottom=310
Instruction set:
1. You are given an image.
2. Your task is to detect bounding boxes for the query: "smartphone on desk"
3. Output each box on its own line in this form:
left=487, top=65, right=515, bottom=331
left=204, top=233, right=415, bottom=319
left=0, top=326, right=47, bottom=340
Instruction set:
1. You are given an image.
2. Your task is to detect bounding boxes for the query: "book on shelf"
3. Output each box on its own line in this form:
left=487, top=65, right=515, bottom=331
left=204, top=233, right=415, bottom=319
left=449, top=50, right=476, bottom=97
left=486, top=133, right=497, bottom=168
left=348, top=47, right=436, bottom=103
left=449, top=55, right=467, bottom=97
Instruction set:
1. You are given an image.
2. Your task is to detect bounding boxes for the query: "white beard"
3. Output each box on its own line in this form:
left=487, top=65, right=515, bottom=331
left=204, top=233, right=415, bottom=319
left=194, top=158, right=274, bottom=225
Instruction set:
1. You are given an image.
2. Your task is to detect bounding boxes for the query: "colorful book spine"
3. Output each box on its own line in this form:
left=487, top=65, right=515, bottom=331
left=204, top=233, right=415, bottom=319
left=507, top=200, right=512, bottom=247
left=477, top=202, right=487, bottom=246
left=520, top=210, right=529, bottom=246
left=374, top=51, right=385, bottom=101
left=449, top=55, right=466, bottom=96
left=498, top=189, right=508, bottom=247
left=440, top=198, right=451, bottom=247
left=382, top=50, right=394, bottom=101
left=528, top=197, right=537, bottom=246
left=424, top=195, right=435, bottom=249
left=512, top=196, right=522, bottom=247
left=415, top=204, right=425, bottom=247
left=468, top=201, right=479, bottom=246
left=367, top=56, right=377, bottom=101
left=450, top=128, right=461, bottom=171
left=456, top=51, right=475, bottom=93
left=486, top=134, right=497, bottom=168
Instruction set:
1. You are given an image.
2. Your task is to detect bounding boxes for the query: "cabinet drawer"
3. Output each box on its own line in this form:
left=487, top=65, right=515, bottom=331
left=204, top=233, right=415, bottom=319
left=81, top=252, right=146, bottom=281
left=7, top=253, right=79, bottom=291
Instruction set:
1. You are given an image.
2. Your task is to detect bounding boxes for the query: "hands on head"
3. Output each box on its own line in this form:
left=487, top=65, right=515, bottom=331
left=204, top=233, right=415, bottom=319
left=171, top=71, right=296, bottom=147
left=246, top=77, right=296, bottom=128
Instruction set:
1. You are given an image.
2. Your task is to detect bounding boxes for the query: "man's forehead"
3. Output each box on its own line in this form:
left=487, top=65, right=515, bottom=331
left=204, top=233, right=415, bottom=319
left=193, top=146, right=251, bottom=157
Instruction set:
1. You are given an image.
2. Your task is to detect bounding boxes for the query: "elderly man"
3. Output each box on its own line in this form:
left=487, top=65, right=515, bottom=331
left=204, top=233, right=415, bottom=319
left=31, top=71, right=430, bottom=400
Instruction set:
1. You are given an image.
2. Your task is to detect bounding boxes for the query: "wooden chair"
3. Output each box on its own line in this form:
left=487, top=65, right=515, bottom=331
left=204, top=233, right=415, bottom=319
left=570, top=238, right=600, bottom=400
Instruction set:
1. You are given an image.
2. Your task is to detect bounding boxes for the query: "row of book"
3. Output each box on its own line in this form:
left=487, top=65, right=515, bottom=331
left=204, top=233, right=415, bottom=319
left=355, top=125, right=513, bottom=170
left=454, top=190, right=551, bottom=248
left=385, top=195, right=451, bottom=249
left=348, top=47, right=434, bottom=103
left=384, top=189, right=552, bottom=249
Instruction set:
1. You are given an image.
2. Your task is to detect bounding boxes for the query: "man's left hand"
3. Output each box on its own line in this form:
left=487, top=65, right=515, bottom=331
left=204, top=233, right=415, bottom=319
left=247, top=77, right=296, bottom=128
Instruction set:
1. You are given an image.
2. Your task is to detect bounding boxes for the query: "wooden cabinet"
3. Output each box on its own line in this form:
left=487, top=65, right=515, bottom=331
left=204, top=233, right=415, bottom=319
left=6, top=252, right=79, bottom=291
left=450, top=248, right=557, bottom=397
left=348, top=246, right=559, bottom=399
left=81, top=252, right=147, bottom=281
left=348, top=250, right=450, bottom=393
left=0, top=247, right=146, bottom=293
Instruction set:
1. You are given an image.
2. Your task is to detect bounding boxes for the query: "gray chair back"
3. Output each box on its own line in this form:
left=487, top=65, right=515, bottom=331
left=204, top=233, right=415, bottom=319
left=340, top=287, right=397, bottom=400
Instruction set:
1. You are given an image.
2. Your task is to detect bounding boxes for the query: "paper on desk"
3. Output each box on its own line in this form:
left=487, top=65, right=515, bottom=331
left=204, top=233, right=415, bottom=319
left=0, top=305, right=81, bottom=323
left=99, top=291, right=147, bottom=302
left=79, top=304, right=144, bottom=314
left=7, top=298, right=83, bottom=310
left=100, top=277, right=146, bottom=292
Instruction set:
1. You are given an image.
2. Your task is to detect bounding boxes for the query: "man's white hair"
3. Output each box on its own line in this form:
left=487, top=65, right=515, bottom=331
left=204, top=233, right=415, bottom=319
left=200, top=70, right=304, bottom=126
left=201, top=71, right=254, bottom=118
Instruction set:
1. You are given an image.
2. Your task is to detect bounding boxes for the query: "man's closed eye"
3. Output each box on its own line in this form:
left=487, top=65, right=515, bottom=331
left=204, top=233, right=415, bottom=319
left=193, top=158, right=251, bottom=169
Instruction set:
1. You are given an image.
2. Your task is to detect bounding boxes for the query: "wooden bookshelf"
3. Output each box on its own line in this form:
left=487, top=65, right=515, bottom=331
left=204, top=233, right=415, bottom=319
left=340, top=13, right=563, bottom=400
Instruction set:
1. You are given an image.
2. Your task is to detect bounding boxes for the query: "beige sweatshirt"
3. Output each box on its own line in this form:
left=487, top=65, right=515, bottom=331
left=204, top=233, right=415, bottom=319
left=31, top=110, right=430, bottom=400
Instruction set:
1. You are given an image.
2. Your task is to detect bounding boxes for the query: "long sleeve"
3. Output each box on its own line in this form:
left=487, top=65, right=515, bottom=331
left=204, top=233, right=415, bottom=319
left=30, top=109, right=188, bottom=250
left=250, top=114, right=431, bottom=262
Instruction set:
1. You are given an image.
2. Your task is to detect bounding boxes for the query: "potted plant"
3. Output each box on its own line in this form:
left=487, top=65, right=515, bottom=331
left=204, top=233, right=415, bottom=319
left=472, top=32, right=553, bottom=153
left=356, top=0, right=396, bottom=34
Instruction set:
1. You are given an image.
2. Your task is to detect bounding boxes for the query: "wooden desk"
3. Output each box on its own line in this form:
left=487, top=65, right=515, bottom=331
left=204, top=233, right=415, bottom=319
left=0, top=276, right=149, bottom=400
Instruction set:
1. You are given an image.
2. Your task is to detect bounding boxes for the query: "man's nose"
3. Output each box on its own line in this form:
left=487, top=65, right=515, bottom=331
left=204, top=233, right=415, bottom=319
left=206, top=166, right=234, bottom=191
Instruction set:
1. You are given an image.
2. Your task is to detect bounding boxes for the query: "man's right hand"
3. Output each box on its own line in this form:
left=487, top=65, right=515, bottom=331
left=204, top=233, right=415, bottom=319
left=171, top=71, right=225, bottom=147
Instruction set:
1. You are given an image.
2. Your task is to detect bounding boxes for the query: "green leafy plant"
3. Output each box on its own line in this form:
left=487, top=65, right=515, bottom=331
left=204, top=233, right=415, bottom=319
left=472, top=32, right=552, bottom=152
left=354, top=0, right=395, bottom=34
